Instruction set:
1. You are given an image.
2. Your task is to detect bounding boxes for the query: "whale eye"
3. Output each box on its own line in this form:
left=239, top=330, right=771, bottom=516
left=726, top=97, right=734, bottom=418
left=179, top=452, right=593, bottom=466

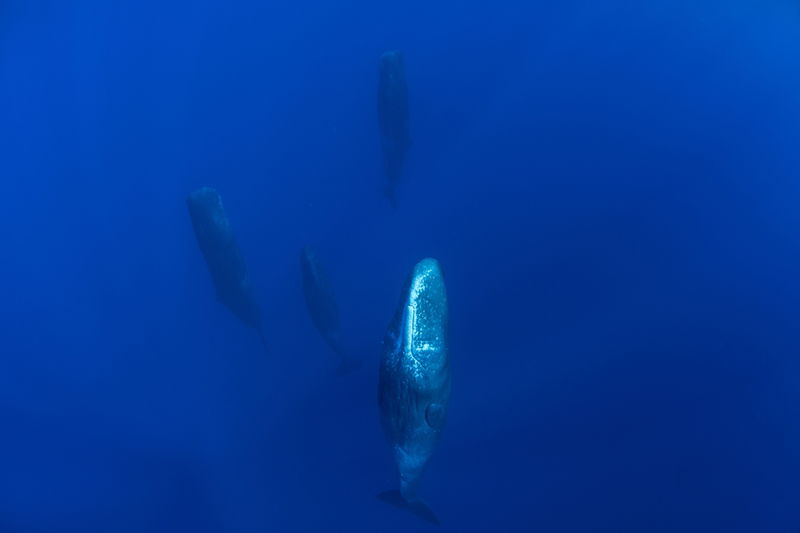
left=425, top=403, right=445, bottom=430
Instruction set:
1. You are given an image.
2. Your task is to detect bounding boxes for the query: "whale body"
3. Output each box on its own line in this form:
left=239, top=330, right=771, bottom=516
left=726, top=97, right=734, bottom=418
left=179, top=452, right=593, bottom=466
left=377, top=50, right=410, bottom=207
left=378, top=258, right=450, bottom=523
left=300, top=246, right=357, bottom=372
left=186, top=187, right=266, bottom=348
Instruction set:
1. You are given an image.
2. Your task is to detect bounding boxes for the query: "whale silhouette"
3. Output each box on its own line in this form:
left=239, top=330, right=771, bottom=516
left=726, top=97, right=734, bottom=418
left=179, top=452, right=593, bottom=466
left=186, top=187, right=266, bottom=350
left=378, top=258, right=450, bottom=524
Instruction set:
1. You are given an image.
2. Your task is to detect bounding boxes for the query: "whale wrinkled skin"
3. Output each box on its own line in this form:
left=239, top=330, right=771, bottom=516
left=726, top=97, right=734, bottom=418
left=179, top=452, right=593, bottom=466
left=378, top=258, right=450, bottom=503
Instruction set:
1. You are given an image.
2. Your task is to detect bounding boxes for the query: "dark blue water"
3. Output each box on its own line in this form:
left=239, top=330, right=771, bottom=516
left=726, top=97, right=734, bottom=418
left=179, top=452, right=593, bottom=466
left=2, top=1, right=800, bottom=531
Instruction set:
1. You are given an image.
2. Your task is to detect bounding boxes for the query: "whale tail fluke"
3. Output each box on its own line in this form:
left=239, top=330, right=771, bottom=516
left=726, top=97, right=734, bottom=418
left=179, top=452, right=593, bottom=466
left=377, top=490, right=440, bottom=526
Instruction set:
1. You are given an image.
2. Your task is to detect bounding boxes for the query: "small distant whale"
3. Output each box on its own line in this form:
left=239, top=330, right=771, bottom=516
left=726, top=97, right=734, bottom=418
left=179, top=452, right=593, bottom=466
left=378, top=258, right=450, bottom=524
left=300, top=246, right=358, bottom=373
left=377, top=50, right=410, bottom=207
left=186, top=187, right=266, bottom=350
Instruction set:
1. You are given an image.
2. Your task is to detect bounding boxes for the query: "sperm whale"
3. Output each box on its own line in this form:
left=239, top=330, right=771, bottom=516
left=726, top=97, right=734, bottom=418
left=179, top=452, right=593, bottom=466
left=378, top=258, right=450, bottom=524
left=377, top=50, right=411, bottom=207
left=300, top=246, right=359, bottom=373
left=186, top=187, right=266, bottom=350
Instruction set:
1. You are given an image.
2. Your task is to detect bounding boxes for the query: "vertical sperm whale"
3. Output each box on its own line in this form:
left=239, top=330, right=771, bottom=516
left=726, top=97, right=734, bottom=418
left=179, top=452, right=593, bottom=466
left=300, top=246, right=358, bottom=373
left=378, top=258, right=451, bottom=524
left=186, top=187, right=266, bottom=350
left=377, top=50, right=410, bottom=207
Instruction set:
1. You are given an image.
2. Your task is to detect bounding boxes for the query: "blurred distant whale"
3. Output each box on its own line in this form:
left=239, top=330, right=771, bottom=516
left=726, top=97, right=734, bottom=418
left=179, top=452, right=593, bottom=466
left=186, top=187, right=266, bottom=350
left=378, top=258, right=450, bottom=525
left=377, top=50, right=410, bottom=207
left=300, top=246, right=358, bottom=373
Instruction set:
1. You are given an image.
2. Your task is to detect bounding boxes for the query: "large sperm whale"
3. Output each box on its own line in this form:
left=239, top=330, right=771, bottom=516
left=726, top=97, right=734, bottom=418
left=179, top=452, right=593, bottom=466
left=377, top=50, right=410, bottom=207
left=378, top=258, right=451, bottom=524
left=186, top=187, right=266, bottom=350
left=300, top=246, right=359, bottom=373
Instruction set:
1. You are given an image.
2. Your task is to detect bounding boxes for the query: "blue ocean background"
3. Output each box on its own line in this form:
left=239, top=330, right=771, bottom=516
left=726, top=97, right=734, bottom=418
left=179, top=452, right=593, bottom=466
left=2, top=1, right=800, bottom=531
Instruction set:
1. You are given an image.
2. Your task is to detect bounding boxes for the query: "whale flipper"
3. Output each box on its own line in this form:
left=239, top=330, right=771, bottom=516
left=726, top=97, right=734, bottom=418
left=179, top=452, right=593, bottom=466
left=377, top=490, right=440, bottom=526
left=425, top=402, right=446, bottom=429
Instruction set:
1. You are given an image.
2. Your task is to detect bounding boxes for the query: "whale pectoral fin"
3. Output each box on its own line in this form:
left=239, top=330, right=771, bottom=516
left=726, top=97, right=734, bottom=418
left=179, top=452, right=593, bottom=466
left=377, top=490, right=440, bottom=526
left=425, top=402, right=446, bottom=430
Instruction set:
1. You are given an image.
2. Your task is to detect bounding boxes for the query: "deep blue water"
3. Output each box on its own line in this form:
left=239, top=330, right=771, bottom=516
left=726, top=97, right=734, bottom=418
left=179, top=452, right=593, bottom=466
left=2, top=1, right=800, bottom=531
